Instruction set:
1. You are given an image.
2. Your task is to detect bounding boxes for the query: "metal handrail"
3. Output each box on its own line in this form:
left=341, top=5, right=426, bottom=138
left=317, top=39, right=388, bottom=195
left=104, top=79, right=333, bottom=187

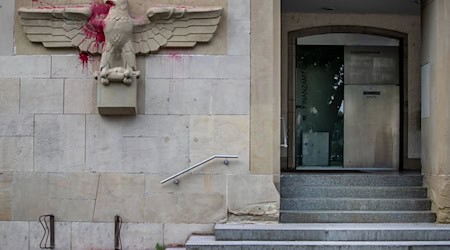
left=160, top=155, right=238, bottom=184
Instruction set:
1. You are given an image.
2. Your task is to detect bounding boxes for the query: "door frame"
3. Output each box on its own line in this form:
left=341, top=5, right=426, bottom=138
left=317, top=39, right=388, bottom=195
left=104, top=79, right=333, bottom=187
left=286, top=26, right=408, bottom=170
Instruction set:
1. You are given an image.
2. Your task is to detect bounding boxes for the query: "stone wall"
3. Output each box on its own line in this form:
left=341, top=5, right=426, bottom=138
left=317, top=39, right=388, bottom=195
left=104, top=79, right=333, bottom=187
left=421, top=0, right=450, bottom=223
left=0, top=0, right=280, bottom=248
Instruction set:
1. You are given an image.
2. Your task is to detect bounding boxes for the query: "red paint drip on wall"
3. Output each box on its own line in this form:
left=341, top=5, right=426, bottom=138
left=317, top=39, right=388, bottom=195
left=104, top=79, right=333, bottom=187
left=79, top=52, right=90, bottom=69
left=82, top=0, right=113, bottom=47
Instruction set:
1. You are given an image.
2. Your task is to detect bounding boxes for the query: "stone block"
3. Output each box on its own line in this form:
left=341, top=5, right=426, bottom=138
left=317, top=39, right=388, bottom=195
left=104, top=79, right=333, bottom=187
left=228, top=0, right=251, bottom=21
left=35, top=115, right=86, bottom=172
left=48, top=173, right=99, bottom=200
left=0, top=173, right=12, bottom=220
left=217, top=56, right=250, bottom=78
left=0, top=56, right=50, bottom=77
left=93, top=174, right=145, bottom=222
left=20, top=78, right=64, bottom=113
left=145, top=78, right=170, bottom=114
left=123, top=137, right=188, bottom=174
left=0, top=137, right=33, bottom=172
left=71, top=222, right=113, bottom=250
left=146, top=55, right=173, bottom=79
left=12, top=172, right=49, bottom=221
left=189, top=115, right=249, bottom=174
left=228, top=35, right=251, bottom=56
left=178, top=193, right=227, bottom=223
left=49, top=199, right=95, bottom=222
left=0, top=114, right=33, bottom=136
left=86, top=115, right=125, bottom=172
left=64, top=79, right=95, bottom=114
left=51, top=55, right=94, bottom=78
left=121, top=223, right=163, bottom=250
left=123, top=115, right=189, bottom=138
left=146, top=174, right=226, bottom=195
left=228, top=20, right=251, bottom=36
left=0, top=0, right=14, bottom=55
left=97, top=75, right=138, bottom=115
left=0, top=222, right=29, bottom=249
left=0, top=78, right=19, bottom=113
left=164, top=223, right=214, bottom=246
left=212, top=79, right=250, bottom=114
left=29, top=222, right=71, bottom=250
left=144, top=193, right=178, bottom=223
left=171, top=79, right=212, bottom=115
left=227, top=175, right=279, bottom=221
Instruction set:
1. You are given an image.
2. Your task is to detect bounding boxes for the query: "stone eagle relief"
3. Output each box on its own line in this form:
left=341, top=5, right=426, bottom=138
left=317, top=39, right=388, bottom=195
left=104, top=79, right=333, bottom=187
left=18, top=0, right=223, bottom=114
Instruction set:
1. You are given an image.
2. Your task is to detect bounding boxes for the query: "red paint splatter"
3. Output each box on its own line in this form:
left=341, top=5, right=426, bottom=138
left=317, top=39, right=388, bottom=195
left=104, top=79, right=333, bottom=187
left=168, top=51, right=183, bottom=62
left=82, top=0, right=113, bottom=49
left=79, top=51, right=90, bottom=69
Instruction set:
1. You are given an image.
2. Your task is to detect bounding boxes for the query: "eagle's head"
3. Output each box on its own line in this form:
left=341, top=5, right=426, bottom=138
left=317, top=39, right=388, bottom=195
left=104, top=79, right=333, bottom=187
left=105, top=0, right=128, bottom=10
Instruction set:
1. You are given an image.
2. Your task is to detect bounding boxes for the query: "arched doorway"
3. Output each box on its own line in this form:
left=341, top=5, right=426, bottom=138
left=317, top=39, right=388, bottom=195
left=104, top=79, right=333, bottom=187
left=283, top=26, right=409, bottom=171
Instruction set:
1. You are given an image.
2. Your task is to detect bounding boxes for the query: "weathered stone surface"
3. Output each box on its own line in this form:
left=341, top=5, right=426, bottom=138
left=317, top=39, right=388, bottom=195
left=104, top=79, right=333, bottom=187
left=0, top=114, right=33, bottom=136
left=0, top=173, right=12, bottom=220
left=229, top=0, right=251, bottom=21
left=20, top=78, right=64, bottom=113
left=0, top=78, right=19, bottom=113
left=144, top=193, right=178, bottom=223
left=97, top=75, right=138, bottom=115
left=12, top=173, right=49, bottom=221
left=64, top=79, right=95, bottom=114
left=189, top=115, right=249, bottom=174
left=0, top=222, right=29, bottom=249
left=35, top=115, right=86, bottom=172
left=145, top=78, right=171, bottom=114
left=123, top=137, right=189, bottom=174
left=228, top=20, right=251, bottom=36
left=52, top=55, right=94, bottom=78
left=93, top=174, right=145, bottom=222
left=178, top=193, right=227, bottom=223
left=121, top=223, right=163, bottom=250
left=146, top=174, right=226, bottom=195
left=0, top=137, right=33, bottom=172
left=227, top=175, right=280, bottom=221
left=49, top=199, right=95, bottom=222
left=0, top=56, right=50, bottom=77
left=29, top=222, right=71, bottom=250
left=86, top=115, right=125, bottom=172
left=123, top=115, right=189, bottom=138
left=212, top=79, right=249, bottom=114
left=49, top=173, right=99, bottom=200
left=71, top=222, right=113, bottom=250
left=228, top=34, right=251, bottom=56
left=0, top=0, right=14, bottom=55
left=146, top=55, right=250, bottom=79
left=171, top=79, right=212, bottom=115
left=164, top=223, right=214, bottom=246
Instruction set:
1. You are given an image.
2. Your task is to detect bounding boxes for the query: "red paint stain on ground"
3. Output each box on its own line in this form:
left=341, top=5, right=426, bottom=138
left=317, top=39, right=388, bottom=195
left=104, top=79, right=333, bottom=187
left=79, top=51, right=90, bottom=69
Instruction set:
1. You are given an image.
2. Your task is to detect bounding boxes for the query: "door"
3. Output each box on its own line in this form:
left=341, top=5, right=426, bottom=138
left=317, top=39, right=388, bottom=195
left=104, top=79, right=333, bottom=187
left=293, top=39, right=400, bottom=169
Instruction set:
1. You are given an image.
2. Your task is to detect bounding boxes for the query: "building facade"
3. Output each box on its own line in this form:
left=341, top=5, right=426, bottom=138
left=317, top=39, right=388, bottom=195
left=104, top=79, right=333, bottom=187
left=0, top=0, right=449, bottom=249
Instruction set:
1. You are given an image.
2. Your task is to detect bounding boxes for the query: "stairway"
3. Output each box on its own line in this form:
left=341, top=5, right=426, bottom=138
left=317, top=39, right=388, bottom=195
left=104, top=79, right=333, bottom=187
left=280, top=172, right=436, bottom=223
left=184, top=172, right=450, bottom=249
left=185, top=223, right=450, bottom=249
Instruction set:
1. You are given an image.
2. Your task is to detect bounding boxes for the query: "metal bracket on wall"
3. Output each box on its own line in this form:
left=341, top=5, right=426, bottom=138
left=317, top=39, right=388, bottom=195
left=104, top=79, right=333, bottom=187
left=39, top=214, right=55, bottom=249
left=114, top=215, right=123, bottom=250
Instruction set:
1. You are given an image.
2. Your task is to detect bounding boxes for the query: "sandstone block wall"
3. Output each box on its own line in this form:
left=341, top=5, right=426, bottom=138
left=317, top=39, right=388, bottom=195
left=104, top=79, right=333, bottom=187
left=0, top=0, right=280, bottom=249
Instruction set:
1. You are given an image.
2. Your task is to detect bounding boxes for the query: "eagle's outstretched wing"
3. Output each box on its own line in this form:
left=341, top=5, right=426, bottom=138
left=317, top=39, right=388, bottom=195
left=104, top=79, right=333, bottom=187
left=132, top=7, right=223, bottom=54
left=18, top=6, right=107, bottom=54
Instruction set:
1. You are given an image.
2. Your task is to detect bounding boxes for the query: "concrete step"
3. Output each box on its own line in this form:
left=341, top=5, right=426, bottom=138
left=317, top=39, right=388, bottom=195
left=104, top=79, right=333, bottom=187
left=186, top=236, right=450, bottom=250
left=280, top=198, right=432, bottom=211
left=280, top=211, right=436, bottom=223
left=281, top=174, right=423, bottom=187
left=214, top=223, right=450, bottom=241
left=281, top=186, right=428, bottom=199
